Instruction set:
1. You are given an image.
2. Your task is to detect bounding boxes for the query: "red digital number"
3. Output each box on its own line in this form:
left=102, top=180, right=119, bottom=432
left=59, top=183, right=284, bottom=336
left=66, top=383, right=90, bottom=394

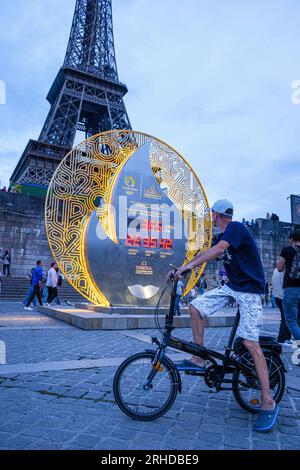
left=140, top=220, right=163, bottom=233
left=159, top=238, right=173, bottom=250
left=151, top=221, right=163, bottom=232
left=127, top=235, right=172, bottom=250
left=165, top=239, right=173, bottom=250
left=141, top=220, right=148, bottom=231
left=150, top=238, right=157, bottom=248
left=126, top=235, right=134, bottom=246
left=134, top=237, right=141, bottom=246
left=143, top=237, right=150, bottom=248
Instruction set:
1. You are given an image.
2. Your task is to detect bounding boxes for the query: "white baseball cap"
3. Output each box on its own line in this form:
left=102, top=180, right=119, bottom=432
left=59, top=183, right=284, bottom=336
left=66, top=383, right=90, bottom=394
left=210, top=199, right=234, bottom=217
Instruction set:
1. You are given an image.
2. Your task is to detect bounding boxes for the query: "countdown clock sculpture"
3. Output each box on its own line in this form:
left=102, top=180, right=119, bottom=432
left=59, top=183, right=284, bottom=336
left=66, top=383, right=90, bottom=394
left=45, top=131, right=212, bottom=306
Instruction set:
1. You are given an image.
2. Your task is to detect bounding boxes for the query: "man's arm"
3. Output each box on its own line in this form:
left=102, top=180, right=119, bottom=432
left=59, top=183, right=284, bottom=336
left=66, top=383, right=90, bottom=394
left=276, top=257, right=286, bottom=273
left=178, top=240, right=230, bottom=275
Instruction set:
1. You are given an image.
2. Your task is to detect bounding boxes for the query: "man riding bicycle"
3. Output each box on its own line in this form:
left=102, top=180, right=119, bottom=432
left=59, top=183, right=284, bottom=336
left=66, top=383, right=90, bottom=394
left=175, top=199, right=280, bottom=432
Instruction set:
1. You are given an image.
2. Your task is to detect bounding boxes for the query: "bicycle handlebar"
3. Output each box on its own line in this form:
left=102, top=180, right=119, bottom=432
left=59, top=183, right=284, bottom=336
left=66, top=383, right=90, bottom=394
left=168, top=264, right=192, bottom=281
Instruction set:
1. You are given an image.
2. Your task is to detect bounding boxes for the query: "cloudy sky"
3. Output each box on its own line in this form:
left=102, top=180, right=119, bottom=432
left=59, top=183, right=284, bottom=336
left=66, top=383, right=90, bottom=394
left=0, top=0, right=299, bottom=222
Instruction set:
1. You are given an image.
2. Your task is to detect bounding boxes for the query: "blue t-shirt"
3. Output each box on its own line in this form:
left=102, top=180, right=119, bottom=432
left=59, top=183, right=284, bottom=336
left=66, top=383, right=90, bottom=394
left=31, top=266, right=43, bottom=286
left=218, top=222, right=265, bottom=294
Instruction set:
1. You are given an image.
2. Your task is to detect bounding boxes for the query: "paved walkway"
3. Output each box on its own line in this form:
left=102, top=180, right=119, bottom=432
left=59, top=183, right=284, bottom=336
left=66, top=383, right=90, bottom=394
left=0, top=302, right=299, bottom=450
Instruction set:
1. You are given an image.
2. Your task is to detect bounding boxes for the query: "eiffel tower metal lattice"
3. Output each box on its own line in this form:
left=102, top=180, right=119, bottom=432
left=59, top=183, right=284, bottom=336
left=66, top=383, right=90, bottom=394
left=10, top=0, right=131, bottom=192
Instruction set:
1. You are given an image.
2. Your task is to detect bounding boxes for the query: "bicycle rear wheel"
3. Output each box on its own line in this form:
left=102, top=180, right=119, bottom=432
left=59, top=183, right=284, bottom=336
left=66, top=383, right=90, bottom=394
left=232, top=353, right=286, bottom=414
left=113, top=351, right=179, bottom=421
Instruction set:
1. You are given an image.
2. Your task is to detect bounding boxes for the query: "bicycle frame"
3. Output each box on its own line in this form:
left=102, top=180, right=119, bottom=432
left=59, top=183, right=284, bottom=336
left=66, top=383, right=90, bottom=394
left=114, top=271, right=286, bottom=422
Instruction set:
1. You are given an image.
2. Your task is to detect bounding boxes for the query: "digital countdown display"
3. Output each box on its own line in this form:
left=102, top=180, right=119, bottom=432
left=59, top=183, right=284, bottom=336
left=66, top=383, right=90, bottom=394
left=126, top=217, right=173, bottom=252
left=126, top=236, right=173, bottom=250
left=85, top=142, right=188, bottom=305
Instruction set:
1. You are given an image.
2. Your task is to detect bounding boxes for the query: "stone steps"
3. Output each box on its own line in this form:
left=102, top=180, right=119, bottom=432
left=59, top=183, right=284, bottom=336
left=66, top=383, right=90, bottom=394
left=0, top=276, right=85, bottom=302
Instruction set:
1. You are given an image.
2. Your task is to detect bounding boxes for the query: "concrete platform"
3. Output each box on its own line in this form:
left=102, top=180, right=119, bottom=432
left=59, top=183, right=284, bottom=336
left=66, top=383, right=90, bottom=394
left=38, top=305, right=237, bottom=330
left=75, top=303, right=173, bottom=315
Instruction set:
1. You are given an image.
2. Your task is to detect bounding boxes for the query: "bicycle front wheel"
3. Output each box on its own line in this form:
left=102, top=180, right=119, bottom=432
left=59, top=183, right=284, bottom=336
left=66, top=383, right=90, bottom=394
left=113, top=351, right=179, bottom=421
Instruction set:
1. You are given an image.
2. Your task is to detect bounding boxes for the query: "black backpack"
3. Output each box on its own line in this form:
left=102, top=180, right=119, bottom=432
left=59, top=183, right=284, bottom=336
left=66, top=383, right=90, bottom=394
left=289, top=246, right=300, bottom=280
left=57, top=274, right=63, bottom=287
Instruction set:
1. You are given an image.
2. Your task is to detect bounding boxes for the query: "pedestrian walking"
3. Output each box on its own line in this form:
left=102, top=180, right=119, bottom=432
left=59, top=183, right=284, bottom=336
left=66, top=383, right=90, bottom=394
left=197, top=274, right=207, bottom=295
left=45, top=262, right=58, bottom=305
left=2, top=250, right=11, bottom=277
left=22, top=267, right=37, bottom=307
left=42, top=283, right=48, bottom=304
left=270, top=284, right=277, bottom=308
left=272, top=268, right=292, bottom=345
left=24, top=260, right=44, bottom=310
left=174, top=279, right=184, bottom=316
left=55, top=268, right=64, bottom=305
left=277, top=231, right=300, bottom=341
left=189, top=287, right=196, bottom=302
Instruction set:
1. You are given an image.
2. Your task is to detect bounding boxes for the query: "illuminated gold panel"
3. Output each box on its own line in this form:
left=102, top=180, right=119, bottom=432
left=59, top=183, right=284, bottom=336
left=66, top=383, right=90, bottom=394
left=45, top=130, right=212, bottom=305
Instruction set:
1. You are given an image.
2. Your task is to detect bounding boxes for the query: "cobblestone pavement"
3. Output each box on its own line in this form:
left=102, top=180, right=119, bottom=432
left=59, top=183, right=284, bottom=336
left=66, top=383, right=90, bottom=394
left=0, top=302, right=299, bottom=450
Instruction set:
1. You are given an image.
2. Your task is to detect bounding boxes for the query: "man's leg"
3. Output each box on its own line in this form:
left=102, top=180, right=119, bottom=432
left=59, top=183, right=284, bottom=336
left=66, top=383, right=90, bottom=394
left=174, top=295, right=181, bottom=316
left=23, top=286, right=33, bottom=305
left=47, top=287, right=53, bottom=304
left=238, top=292, right=276, bottom=411
left=283, top=288, right=300, bottom=341
left=243, top=340, right=275, bottom=410
left=189, top=288, right=230, bottom=366
left=26, top=286, right=38, bottom=308
left=36, top=287, right=43, bottom=306
left=271, top=295, right=276, bottom=309
left=276, top=297, right=291, bottom=342
left=189, top=304, right=206, bottom=366
left=42, top=286, right=48, bottom=304
left=48, top=288, right=58, bottom=305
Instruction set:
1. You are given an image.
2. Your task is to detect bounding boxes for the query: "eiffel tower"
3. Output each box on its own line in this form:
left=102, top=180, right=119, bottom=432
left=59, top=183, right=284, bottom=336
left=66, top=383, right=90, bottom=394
left=10, top=0, right=131, bottom=195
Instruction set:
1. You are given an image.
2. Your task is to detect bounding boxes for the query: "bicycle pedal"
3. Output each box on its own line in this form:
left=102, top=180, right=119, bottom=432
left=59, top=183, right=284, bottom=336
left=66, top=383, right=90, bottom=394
left=184, top=370, right=205, bottom=376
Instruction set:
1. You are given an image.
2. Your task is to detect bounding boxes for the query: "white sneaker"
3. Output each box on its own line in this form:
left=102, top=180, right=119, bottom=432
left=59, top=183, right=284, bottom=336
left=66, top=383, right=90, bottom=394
left=24, top=307, right=33, bottom=311
left=282, top=340, right=293, bottom=347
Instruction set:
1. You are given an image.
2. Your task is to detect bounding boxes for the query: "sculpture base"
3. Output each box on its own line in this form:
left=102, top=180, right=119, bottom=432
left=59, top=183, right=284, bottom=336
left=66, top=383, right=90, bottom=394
left=38, top=305, right=236, bottom=330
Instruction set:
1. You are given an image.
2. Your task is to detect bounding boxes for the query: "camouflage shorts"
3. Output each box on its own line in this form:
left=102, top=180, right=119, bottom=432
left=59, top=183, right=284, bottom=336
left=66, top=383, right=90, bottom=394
left=190, top=284, right=263, bottom=341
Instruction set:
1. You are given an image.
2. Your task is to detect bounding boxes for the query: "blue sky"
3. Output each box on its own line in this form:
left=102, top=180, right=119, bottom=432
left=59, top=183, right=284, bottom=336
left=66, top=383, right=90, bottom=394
left=0, top=0, right=299, bottom=222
